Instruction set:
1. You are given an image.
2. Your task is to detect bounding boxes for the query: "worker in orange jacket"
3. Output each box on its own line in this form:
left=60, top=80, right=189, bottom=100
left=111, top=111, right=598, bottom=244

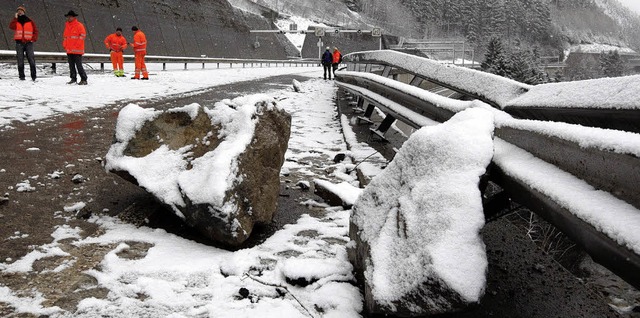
left=9, top=5, right=39, bottom=81
left=63, top=10, right=88, bottom=85
left=104, top=27, right=127, bottom=77
left=332, top=47, right=342, bottom=78
left=130, top=26, right=148, bottom=80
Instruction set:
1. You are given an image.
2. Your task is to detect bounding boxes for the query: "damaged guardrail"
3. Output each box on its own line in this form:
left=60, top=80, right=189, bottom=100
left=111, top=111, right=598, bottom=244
left=337, top=50, right=640, bottom=290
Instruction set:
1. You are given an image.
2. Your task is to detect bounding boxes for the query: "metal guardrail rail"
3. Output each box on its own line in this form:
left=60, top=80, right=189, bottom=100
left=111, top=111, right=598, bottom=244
left=0, top=51, right=319, bottom=71
left=345, top=50, right=640, bottom=134
left=338, top=50, right=640, bottom=290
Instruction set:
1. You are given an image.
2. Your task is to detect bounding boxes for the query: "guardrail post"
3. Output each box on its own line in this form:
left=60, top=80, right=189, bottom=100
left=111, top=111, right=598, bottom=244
left=243, top=63, right=246, bottom=68
left=217, top=63, right=219, bottom=69
left=184, top=63, right=188, bottom=70
left=202, top=63, right=205, bottom=69
left=51, top=63, right=56, bottom=74
left=230, top=63, right=233, bottom=68
left=377, top=115, right=396, bottom=133
left=382, top=66, right=392, bottom=77
left=163, top=63, right=166, bottom=71
left=409, top=75, right=423, bottom=86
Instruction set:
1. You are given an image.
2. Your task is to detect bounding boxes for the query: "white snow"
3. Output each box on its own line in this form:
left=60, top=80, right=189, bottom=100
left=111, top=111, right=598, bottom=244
left=496, top=115, right=640, bottom=157
left=63, top=202, right=86, bottom=213
left=313, top=179, right=363, bottom=206
left=0, top=61, right=318, bottom=129
left=352, top=108, right=494, bottom=308
left=345, top=50, right=531, bottom=107
left=15, top=180, right=35, bottom=192
left=506, top=75, right=640, bottom=110
left=570, top=43, right=636, bottom=55
left=493, top=138, right=640, bottom=255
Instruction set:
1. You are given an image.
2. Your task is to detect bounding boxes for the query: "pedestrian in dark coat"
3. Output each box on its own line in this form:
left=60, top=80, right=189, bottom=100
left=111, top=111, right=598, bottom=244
left=321, top=47, right=333, bottom=80
left=8, top=6, right=39, bottom=81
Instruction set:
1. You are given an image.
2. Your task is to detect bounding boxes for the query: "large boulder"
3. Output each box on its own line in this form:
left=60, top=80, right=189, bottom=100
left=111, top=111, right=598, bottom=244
left=105, top=95, right=291, bottom=247
left=349, top=107, right=495, bottom=316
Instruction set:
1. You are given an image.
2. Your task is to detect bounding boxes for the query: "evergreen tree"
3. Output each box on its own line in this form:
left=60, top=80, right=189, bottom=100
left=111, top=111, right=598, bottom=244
left=482, top=0, right=506, bottom=38
left=504, top=49, right=546, bottom=84
left=600, top=50, right=626, bottom=77
left=481, top=37, right=509, bottom=76
left=565, top=54, right=601, bottom=80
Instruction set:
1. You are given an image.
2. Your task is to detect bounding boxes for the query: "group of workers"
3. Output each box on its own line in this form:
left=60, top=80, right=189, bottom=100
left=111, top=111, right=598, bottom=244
left=8, top=5, right=149, bottom=84
left=10, top=5, right=346, bottom=84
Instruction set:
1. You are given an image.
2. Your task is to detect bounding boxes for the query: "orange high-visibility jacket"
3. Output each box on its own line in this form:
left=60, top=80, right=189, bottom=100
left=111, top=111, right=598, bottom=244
left=63, top=19, right=86, bottom=55
left=132, top=30, right=147, bottom=54
left=104, top=33, right=127, bottom=52
left=9, top=18, right=38, bottom=42
left=332, top=49, right=342, bottom=64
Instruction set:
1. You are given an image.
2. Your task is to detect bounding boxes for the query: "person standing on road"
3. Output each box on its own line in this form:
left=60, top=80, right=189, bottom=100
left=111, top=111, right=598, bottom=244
left=332, top=47, right=342, bottom=78
left=63, top=10, right=88, bottom=85
left=130, top=26, right=149, bottom=80
left=104, top=27, right=127, bottom=77
left=8, top=6, right=39, bottom=81
left=321, top=46, right=333, bottom=80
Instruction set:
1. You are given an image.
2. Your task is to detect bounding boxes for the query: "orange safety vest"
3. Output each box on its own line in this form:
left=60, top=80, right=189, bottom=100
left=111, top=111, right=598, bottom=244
left=63, top=19, right=86, bottom=55
left=13, top=21, right=35, bottom=41
left=133, top=30, right=147, bottom=54
left=104, top=33, right=127, bottom=52
left=332, top=50, right=342, bottom=64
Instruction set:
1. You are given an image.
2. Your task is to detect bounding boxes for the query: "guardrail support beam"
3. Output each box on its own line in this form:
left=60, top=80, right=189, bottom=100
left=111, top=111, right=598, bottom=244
left=382, top=66, right=392, bottom=77
left=377, top=114, right=396, bottom=133
left=410, top=75, right=423, bottom=86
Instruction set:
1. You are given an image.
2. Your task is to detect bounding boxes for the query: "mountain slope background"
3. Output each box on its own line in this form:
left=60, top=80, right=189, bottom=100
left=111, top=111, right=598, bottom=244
left=236, top=0, right=640, bottom=58
left=346, top=0, right=640, bottom=55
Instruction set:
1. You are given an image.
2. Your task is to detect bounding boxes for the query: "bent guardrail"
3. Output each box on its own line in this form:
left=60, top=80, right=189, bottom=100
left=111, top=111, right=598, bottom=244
left=337, top=50, right=640, bottom=290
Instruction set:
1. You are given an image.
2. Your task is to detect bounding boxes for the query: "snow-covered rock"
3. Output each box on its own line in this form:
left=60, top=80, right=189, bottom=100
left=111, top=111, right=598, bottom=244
left=313, top=179, right=362, bottom=208
left=349, top=107, right=495, bottom=316
left=105, top=96, right=291, bottom=247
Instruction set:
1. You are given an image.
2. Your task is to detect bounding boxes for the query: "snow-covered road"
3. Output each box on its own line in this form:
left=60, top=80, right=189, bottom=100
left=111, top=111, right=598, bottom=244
left=0, top=65, right=381, bottom=317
